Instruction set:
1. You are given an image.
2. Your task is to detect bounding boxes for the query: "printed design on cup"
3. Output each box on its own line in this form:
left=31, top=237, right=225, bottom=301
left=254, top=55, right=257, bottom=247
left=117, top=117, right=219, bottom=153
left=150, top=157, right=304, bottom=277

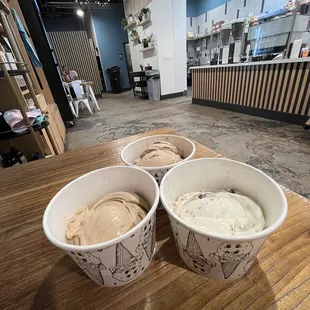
left=109, top=243, right=144, bottom=282
left=243, top=255, right=256, bottom=273
left=170, top=219, right=181, bottom=250
left=182, top=231, right=216, bottom=275
left=243, top=242, right=264, bottom=273
left=136, top=217, right=156, bottom=261
left=150, top=169, right=168, bottom=185
left=209, top=241, right=253, bottom=279
left=69, top=252, right=106, bottom=285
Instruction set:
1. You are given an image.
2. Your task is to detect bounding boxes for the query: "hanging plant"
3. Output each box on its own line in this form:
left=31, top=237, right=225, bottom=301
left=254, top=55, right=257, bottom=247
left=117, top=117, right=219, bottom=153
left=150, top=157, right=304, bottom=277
left=121, top=18, right=128, bottom=28
left=136, top=11, right=143, bottom=22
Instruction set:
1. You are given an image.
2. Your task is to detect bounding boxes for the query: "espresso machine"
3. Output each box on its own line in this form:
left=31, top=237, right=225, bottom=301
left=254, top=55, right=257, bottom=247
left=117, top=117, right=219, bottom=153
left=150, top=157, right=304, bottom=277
left=229, top=19, right=246, bottom=63
left=220, top=22, right=231, bottom=64
left=219, top=18, right=246, bottom=64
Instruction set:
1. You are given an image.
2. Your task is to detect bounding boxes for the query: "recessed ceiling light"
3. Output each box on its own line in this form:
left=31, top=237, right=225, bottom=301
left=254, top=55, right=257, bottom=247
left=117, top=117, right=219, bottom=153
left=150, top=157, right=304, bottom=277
left=76, top=9, right=84, bottom=17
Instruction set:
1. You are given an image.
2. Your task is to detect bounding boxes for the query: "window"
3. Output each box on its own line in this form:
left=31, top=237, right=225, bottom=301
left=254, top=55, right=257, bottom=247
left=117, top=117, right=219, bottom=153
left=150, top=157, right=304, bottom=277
left=212, top=19, right=214, bottom=25
left=244, top=0, right=246, bottom=7
left=198, top=25, right=200, bottom=34
left=225, top=3, right=227, bottom=15
left=190, top=17, right=192, bottom=27
left=236, top=9, right=240, bottom=18
left=205, top=13, right=207, bottom=22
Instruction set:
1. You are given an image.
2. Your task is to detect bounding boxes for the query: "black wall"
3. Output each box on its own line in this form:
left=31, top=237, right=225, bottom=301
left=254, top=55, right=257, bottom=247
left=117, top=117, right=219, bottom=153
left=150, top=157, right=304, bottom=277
left=18, top=0, right=74, bottom=122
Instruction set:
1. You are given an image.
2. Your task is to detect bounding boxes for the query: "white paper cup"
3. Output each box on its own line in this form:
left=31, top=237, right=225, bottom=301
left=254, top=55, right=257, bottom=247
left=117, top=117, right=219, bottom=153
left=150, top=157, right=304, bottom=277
left=121, top=134, right=196, bottom=186
left=160, top=158, right=287, bottom=281
left=43, top=166, right=159, bottom=287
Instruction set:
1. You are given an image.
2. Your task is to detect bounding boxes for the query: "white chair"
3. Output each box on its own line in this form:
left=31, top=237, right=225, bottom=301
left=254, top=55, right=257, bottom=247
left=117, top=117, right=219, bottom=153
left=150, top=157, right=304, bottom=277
left=69, top=80, right=93, bottom=117
left=63, top=83, right=77, bottom=117
left=86, top=82, right=100, bottom=111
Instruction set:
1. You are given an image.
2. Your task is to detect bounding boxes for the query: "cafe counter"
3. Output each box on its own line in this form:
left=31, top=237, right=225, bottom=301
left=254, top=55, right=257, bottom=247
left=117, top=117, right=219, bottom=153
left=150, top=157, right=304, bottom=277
left=191, top=58, right=310, bottom=125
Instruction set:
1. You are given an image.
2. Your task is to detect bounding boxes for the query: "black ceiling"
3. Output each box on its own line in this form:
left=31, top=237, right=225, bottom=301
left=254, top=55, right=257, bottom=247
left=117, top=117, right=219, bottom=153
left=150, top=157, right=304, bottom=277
left=37, top=0, right=123, bottom=16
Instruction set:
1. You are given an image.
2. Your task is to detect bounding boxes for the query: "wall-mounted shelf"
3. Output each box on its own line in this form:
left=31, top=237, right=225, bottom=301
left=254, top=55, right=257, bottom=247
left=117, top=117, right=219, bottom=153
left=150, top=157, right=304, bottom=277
left=139, top=46, right=155, bottom=53
left=130, top=37, right=140, bottom=42
left=187, top=34, right=211, bottom=41
left=138, top=18, right=151, bottom=27
left=124, top=21, right=137, bottom=30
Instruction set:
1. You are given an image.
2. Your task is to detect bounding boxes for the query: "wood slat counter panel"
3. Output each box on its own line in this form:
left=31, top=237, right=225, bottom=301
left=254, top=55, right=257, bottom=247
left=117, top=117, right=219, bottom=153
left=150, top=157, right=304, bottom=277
left=192, top=60, right=310, bottom=125
left=1, top=128, right=310, bottom=309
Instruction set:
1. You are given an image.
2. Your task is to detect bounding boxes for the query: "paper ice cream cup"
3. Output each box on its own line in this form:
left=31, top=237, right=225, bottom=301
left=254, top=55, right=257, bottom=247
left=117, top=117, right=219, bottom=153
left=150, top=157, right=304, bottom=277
left=43, top=166, right=159, bottom=287
left=121, top=135, right=195, bottom=209
left=160, top=158, right=287, bottom=281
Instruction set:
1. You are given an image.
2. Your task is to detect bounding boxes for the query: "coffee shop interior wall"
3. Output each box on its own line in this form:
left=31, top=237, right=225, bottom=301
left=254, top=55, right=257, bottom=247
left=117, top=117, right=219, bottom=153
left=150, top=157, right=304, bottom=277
left=92, top=6, right=130, bottom=91
left=127, top=0, right=187, bottom=97
left=186, top=0, right=288, bottom=33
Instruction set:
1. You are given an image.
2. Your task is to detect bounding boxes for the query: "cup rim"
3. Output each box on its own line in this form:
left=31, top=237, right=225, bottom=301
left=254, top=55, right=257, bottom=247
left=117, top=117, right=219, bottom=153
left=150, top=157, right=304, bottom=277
left=160, top=158, right=288, bottom=241
left=120, top=134, right=196, bottom=170
left=42, top=166, right=160, bottom=252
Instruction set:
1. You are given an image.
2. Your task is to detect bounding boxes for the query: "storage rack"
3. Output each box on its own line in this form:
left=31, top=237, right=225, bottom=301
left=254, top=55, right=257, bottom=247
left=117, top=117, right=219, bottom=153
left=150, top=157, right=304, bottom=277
left=0, top=1, right=46, bottom=157
left=130, top=71, right=148, bottom=99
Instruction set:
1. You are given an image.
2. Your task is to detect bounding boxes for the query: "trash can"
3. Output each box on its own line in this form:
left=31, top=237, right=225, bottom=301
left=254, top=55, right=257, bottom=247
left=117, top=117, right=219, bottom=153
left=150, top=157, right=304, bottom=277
left=107, top=66, right=122, bottom=94
left=147, top=74, right=161, bottom=101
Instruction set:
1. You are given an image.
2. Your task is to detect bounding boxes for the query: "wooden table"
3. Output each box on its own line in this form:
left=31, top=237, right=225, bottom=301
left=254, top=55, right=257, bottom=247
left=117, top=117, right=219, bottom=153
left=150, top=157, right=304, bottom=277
left=1, top=128, right=309, bottom=310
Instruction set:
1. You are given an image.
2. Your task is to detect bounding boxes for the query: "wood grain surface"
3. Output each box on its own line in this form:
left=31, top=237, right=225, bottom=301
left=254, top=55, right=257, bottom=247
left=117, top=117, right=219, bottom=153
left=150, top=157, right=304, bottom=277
left=0, top=128, right=309, bottom=310
left=192, top=62, right=310, bottom=117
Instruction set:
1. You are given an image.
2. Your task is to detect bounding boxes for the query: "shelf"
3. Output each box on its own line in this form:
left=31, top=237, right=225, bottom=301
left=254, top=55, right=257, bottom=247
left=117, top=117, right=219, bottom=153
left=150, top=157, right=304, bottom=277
left=21, top=89, right=30, bottom=95
left=139, top=46, right=155, bottom=53
left=134, top=81, right=147, bottom=87
left=124, top=21, right=137, bottom=30
left=0, top=69, right=28, bottom=77
left=0, top=120, right=49, bottom=141
left=130, top=37, right=140, bottom=42
left=187, top=34, right=211, bottom=41
left=138, top=18, right=151, bottom=26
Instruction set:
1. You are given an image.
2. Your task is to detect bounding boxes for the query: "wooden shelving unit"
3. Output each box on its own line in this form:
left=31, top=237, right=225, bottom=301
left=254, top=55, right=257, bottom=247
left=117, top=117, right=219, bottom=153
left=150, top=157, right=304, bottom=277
left=0, top=0, right=46, bottom=157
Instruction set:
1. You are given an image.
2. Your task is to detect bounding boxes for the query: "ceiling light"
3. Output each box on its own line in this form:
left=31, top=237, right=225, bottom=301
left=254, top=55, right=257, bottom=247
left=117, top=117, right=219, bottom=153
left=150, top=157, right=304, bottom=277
left=76, top=9, right=84, bottom=17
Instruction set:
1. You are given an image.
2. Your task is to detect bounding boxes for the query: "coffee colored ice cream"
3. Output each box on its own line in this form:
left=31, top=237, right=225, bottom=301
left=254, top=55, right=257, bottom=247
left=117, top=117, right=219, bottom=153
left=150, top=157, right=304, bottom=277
left=135, top=141, right=182, bottom=167
left=66, top=191, right=148, bottom=245
left=173, top=191, right=266, bottom=236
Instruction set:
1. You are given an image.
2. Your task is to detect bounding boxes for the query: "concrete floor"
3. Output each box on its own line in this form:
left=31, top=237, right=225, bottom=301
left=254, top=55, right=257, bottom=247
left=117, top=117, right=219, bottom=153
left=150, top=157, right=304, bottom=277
left=66, top=90, right=310, bottom=198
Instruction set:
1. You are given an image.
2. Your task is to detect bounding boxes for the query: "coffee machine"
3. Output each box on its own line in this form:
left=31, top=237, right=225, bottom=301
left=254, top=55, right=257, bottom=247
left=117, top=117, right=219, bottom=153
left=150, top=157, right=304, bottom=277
left=220, top=18, right=246, bottom=64
left=220, top=22, right=231, bottom=64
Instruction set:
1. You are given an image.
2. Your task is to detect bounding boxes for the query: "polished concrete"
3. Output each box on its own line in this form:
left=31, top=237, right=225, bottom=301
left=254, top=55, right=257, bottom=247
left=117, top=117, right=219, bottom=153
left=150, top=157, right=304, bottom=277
left=66, top=90, right=310, bottom=198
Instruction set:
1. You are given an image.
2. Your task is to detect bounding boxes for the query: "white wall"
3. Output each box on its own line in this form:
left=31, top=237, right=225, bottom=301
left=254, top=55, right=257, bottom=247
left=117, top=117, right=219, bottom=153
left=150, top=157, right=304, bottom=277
left=127, top=0, right=187, bottom=96
left=186, top=0, right=288, bottom=34
left=173, top=0, right=187, bottom=93
left=129, top=1, right=159, bottom=72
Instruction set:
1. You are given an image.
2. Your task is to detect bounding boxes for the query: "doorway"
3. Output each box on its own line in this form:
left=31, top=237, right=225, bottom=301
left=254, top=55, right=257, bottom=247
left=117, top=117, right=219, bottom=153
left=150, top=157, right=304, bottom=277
left=124, top=42, right=133, bottom=89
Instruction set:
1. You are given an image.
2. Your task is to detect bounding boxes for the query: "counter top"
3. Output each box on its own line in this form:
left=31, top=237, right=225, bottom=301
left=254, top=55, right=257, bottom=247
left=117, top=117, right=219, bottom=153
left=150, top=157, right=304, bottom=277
left=190, top=57, right=310, bottom=70
left=1, top=128, right=310, bottom=309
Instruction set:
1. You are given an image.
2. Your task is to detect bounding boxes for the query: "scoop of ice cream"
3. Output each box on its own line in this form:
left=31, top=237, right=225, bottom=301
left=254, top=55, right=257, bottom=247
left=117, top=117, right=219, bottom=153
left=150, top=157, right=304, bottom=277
left=66, top=192, right=148, bottom=245
left=135, top=141, right=182, bottom=167
left=173, top=191, right=265, bottom=236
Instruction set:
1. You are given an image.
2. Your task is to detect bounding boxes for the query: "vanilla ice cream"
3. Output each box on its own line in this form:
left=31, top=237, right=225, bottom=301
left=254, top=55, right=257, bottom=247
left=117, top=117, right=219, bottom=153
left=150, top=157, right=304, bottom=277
left=66, top=192, right=148, bottom=245
left=135, top=141, right=182, bottom=167
left=173, top=191, right=266, bottom=236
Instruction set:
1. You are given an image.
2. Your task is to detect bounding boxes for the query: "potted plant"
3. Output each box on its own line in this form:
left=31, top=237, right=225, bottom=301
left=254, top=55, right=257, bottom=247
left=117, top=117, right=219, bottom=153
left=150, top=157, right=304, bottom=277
left=127, top=14, right=135, bottom=25
left=142, top=37, right=149, bottom=48
left=136, top=11, right=143, bottom=22
left=142, top=34, right=154, bottom=48
left=141, top=8, right=150, bottom=21
left=130, top=30, right=140, bottom=42
left=121, top=18, right=128, bottom=28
